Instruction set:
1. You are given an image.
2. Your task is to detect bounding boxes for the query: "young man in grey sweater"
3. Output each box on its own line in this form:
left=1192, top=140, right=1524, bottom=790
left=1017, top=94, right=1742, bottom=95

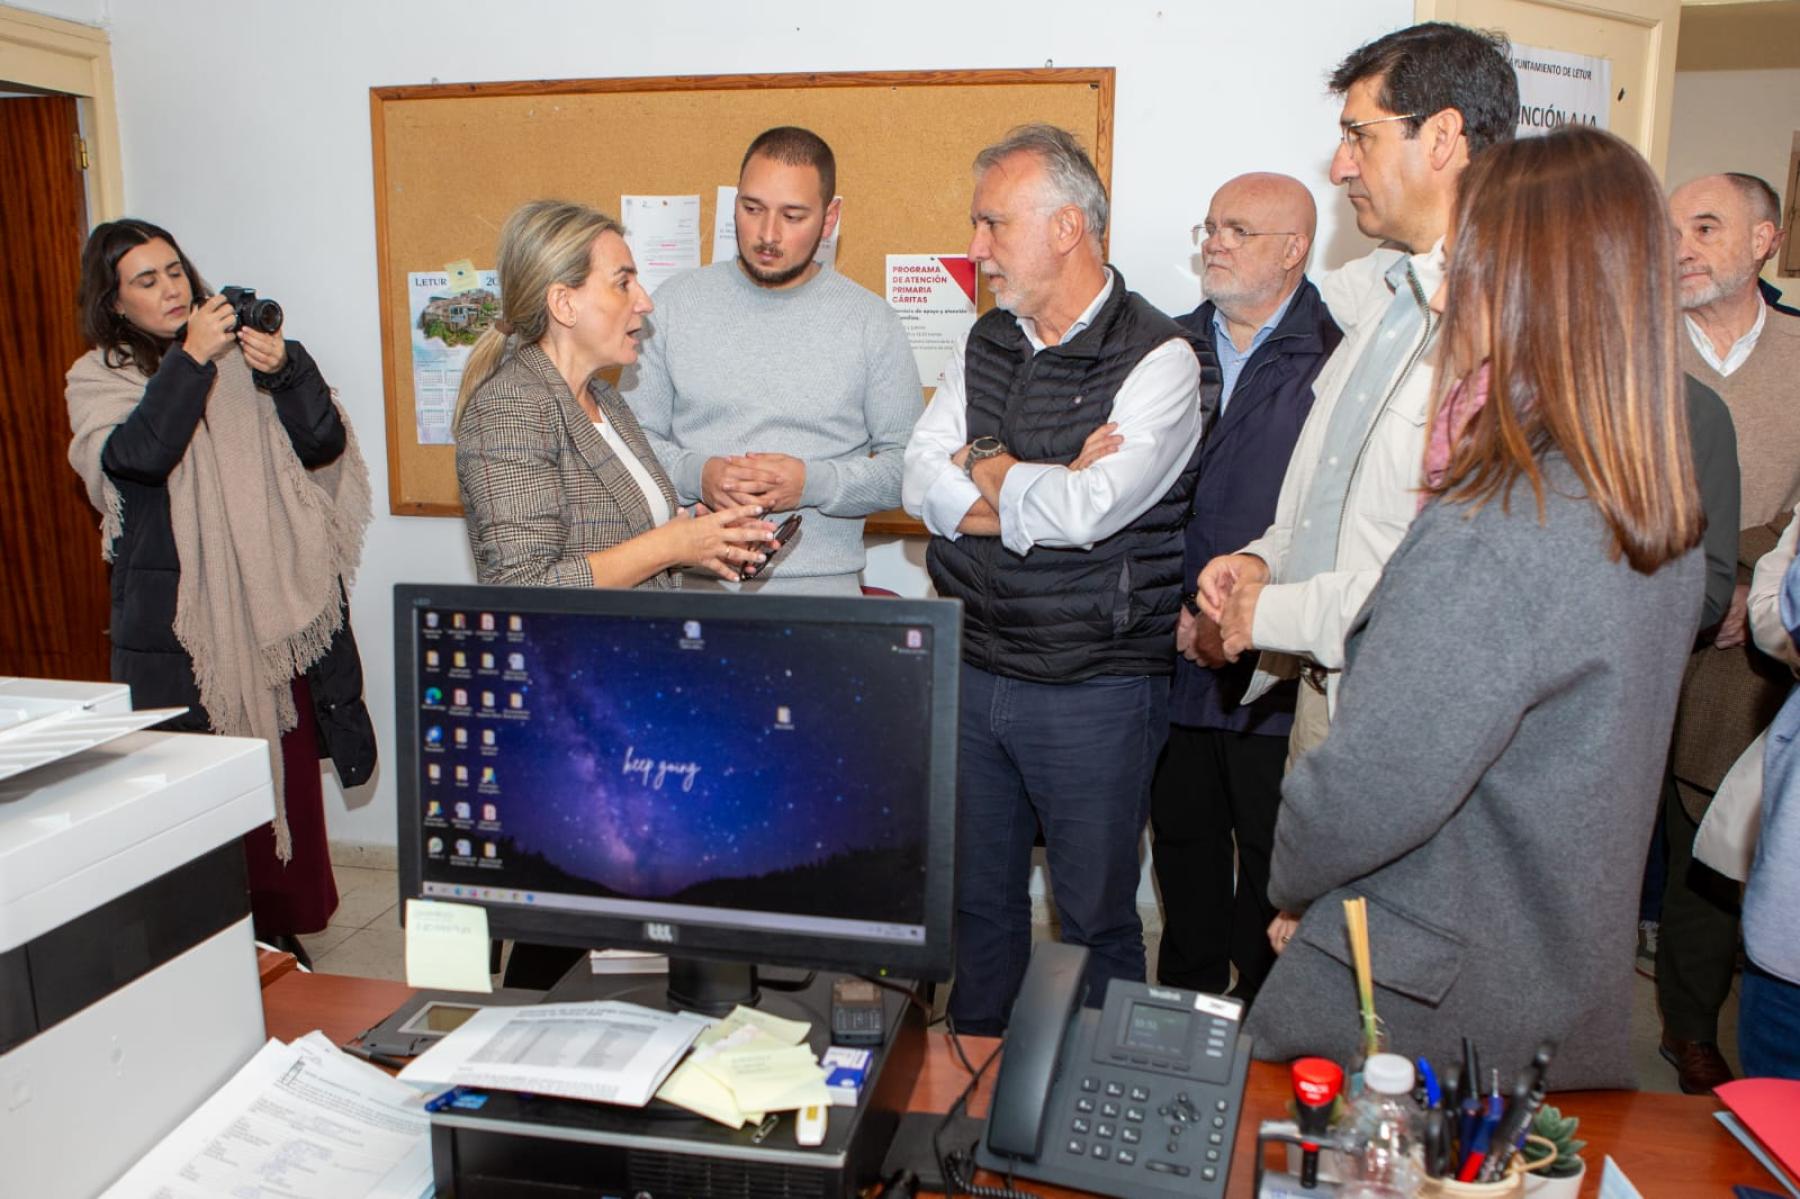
left=622, top=127, right=920, bottom=594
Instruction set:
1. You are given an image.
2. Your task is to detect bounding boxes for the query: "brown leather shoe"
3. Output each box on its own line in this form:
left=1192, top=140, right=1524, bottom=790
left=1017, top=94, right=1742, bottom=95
left=1659, top=1036, right=1735, bottom=1094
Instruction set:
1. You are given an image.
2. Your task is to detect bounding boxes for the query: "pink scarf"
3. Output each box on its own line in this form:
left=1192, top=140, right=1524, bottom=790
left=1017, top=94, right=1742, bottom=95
left=1420, top=362, right=1492, bottom=510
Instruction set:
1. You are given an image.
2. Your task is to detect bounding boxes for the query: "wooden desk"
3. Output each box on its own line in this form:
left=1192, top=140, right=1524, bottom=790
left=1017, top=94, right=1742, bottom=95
left=262, top=971, right=1768, bottom=1198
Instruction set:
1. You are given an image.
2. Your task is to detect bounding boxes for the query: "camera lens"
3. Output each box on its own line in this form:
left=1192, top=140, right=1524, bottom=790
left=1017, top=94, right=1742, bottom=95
left=250, top=298, right=283, bottom=334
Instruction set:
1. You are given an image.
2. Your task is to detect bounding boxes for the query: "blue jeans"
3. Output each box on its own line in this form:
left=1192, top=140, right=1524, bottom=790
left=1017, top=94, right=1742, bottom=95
left=1740, top=959, right=1800, bottom=1080
left=947, top=664, right=1169, bottom=1035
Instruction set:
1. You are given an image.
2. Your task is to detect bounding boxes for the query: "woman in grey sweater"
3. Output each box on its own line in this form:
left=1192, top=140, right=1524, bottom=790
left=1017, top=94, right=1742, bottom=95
left=1246, top=128, right=1707, bottom=1090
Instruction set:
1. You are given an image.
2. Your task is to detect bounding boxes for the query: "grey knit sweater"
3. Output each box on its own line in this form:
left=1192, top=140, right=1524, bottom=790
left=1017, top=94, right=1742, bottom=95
left=621, top=261, right=920, bottom=583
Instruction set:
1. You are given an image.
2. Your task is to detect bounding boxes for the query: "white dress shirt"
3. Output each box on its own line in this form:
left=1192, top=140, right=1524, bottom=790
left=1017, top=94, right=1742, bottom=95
left=1686, top=302, right=1766, bottom=377
left=901, top=271, right=1202, bottom=555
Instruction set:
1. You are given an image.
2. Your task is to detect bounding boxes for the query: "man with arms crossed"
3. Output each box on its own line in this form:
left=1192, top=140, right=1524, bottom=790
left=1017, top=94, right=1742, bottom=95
left=624, top=126, right=919, bottom=593
left=903, top=125, right=1203, bottom=1033
left=1152, top=173, right=1340, bottom=1009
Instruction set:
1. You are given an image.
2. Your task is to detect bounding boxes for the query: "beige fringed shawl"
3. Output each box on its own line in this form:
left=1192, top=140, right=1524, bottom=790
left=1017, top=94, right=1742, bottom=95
left=66, top=346, right=371, bottom=858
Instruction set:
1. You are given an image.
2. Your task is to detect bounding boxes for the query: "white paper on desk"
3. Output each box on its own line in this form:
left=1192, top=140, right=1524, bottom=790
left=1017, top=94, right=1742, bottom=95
left=622, top=194, right=702, bottom=296
left=709, top=184, right=841, bottom=270
left=399, top=1000, right=707, bottom=1107
left=1599, top=1155, right=1648, bottom=1199
left=100, top=1031, right=432, bottom=1199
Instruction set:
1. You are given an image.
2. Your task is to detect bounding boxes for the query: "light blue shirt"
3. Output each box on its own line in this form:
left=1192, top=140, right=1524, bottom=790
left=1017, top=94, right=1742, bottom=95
left=1746, top=554, right=1800, bottom=985
left=1283, top=254, right=1435, bottom=585
left=1210, top=287, right=1298, bottom=413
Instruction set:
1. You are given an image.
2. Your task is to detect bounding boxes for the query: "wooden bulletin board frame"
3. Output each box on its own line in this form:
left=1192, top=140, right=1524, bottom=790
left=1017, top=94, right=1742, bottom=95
left=371, top=68, right=1116, bottom=528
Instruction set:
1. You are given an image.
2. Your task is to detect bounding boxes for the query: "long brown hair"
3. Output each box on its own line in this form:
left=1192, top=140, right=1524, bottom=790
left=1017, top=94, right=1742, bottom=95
left=77, top=218, right=210, bottom=375
left=1429, top=126, right=1702, bottom=573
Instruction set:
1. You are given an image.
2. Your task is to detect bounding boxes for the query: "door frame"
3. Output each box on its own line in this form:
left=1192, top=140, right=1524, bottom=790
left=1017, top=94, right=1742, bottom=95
left=0, top=4, right=123, bottom=223
left=1414, top=0, right=1684, bottom=175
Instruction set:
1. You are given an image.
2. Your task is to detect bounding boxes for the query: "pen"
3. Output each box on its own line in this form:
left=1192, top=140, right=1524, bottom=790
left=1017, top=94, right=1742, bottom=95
left=1456, top=1069, right=1504, bottom=1182
left=341, top=1041, right=409, bottom=1070
left=1484, top=1042, right=1555, bottom=1181
left=1416, top=1056, right=1442, bottom=1109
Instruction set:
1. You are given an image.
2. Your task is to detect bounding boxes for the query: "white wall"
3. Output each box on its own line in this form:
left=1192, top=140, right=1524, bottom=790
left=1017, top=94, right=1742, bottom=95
left=94, top=0, right=1407, bottom=853
left=6, top=0, right=107, bottom=24
left=1666, top=68, right=1800, bottom=287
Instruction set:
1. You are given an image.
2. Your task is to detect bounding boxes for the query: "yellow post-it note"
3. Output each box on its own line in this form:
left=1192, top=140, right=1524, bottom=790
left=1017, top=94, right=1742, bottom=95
left=724, top=1004, right=811, bottom=1046
left=657, top=1058, right=751, bottom=1128
left=404, top=898, right=493, bottom=992
left=444, top=258, right=480, bottom=291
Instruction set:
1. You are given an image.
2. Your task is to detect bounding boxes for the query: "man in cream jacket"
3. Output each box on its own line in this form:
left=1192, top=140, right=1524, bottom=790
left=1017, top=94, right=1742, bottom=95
left=1197, top=22, right=1518, bottom=761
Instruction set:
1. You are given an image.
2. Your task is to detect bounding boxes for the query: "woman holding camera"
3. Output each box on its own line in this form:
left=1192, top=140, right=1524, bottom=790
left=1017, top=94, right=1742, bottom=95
left=66, top=219, right=374, bottom=964
left=455, top=199, right=777, bottom=590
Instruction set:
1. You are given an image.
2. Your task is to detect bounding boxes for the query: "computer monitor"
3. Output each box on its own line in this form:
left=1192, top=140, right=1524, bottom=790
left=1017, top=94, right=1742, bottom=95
left=393, top=584, right=960, bottom=1009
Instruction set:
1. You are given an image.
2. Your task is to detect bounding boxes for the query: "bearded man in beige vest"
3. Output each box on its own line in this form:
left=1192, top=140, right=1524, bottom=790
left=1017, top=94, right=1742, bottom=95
left=1656, top=171, right=1800, bottom=1094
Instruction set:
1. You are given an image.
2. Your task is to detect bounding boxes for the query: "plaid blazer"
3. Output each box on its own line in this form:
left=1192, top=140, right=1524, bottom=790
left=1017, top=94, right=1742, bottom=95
left=456, top=340, right=681, bottom=589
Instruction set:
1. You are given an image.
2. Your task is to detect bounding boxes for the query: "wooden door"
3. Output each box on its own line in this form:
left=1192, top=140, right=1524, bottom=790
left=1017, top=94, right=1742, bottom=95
left=0, top=94, right=109, bottom=681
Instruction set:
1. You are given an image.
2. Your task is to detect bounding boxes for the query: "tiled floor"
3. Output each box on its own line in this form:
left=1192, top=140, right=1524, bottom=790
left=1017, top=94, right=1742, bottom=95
left=311, top=860, right=1741, bottom=1095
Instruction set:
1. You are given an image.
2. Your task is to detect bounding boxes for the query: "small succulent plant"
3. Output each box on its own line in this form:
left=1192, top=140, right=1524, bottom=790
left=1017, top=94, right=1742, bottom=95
left=1530, top=1103, right=1586, bottom=1179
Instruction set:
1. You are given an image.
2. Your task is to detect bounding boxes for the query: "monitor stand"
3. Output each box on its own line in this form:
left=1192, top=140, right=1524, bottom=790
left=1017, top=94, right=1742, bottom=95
left=422, top=963, right=926, bottom=1199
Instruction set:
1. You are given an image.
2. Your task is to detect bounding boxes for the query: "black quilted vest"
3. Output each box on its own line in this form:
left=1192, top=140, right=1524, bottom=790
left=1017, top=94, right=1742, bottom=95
left=928, top=272, right=1202, bottom=682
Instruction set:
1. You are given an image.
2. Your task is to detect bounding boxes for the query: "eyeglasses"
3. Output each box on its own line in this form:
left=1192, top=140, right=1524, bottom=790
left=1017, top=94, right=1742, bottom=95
left=1191, top=222, right=1298, bottom=250
left=1339, top=112, right=1423, bottom=155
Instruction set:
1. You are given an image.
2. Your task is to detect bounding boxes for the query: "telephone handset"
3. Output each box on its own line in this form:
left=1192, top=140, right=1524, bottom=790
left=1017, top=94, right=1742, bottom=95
left=977, top=942, right=1252, bottom=1199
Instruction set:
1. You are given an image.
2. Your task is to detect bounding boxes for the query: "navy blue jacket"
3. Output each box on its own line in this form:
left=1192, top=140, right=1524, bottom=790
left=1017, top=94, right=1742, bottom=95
left=1169, top=279, right=1341, bottom=732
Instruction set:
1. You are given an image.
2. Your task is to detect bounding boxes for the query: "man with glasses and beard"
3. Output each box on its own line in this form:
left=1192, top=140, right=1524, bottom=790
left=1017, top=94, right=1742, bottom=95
left=624, top=126, right=918, bottom=594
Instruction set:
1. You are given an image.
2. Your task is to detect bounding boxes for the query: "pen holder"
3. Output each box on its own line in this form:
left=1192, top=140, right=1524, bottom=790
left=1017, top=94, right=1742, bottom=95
left=1422, top=1135, right=1556, bottom=1198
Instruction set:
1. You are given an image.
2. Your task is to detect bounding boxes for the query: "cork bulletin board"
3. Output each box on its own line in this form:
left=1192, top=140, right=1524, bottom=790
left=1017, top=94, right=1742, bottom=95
left=371, top=68, right=1116, bottom=530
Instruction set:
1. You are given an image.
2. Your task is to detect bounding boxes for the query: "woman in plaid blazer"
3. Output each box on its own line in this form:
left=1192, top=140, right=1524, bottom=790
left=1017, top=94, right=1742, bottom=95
left=455, top=200, right=776, bottom=589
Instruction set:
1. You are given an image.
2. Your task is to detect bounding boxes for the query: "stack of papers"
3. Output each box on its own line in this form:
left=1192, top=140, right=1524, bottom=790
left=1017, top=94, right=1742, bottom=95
left=656, top=1005, right=830, bottom=1128
left=100, top=1032, right=432, bottom=1199
left=397, top=1001, right=707, bottom=1106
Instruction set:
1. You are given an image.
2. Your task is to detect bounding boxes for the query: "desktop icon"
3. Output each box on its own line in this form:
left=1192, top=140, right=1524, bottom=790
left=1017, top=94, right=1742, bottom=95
left=483, top=842, right=498, bottom=859
left=481, top=767, right=497, bottom=785
left=453, top=688, right=468, bottom=707
left=509, top=692, right=524, bottom=710
left=455, top=839, right=472, bottom=857
left=453, top=651, right=468, bottom=669
left=454, top=801, right=471, bottom=820
left=454, top=766, right=468, bottom=784
left=425, top=649, right=440, bottom=668
left=508, top=652, right=525, bottom=671
left=453, top=727, right=468, bottom=746
left=480, top=613, right=495, bottom=632
left=427, top=836, right=444, bottom=856
left=509, top=615, right=524, bottom=632
left=481, top=729, right=497, bottom=747
left=683, top=620, right=702, bottom=641
left=424, top=686, right=443, bottom=705
left=424, top=611, right=440, bottom=629
left=427, top=800, right=442, bottom=817
left=482, top=802, right=498, bottom=821
left=427, top=765, right=442, bottom=783
left=481, top=652, right=495, bottom=670
left=452, top=613, right=467, bottom=630
left=906, top=629, right=923, bottom=649
left=425, top=726, right=444, bottom=745
left=481, top=690, right=496, bottom=709
left=777, top=705, right=792, bottom=726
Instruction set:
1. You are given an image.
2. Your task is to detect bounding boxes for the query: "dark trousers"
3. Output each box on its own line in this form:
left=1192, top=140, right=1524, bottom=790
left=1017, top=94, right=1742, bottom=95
left=1656, top=768, right=1741, bottom=1041
left=947, top=665, right=1168, bottom=1036
left=1149, top=725, right=1287, bottom=1004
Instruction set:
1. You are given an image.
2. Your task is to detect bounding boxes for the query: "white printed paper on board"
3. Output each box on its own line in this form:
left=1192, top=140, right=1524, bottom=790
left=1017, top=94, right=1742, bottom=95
left=621, top=194, right=702, bottom=297
left=886, top=254, right=978, bottom=390
left=409, top=269, right=501, bottom=446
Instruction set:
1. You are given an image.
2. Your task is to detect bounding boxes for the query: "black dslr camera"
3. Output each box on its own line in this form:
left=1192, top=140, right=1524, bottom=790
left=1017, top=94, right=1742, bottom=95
left=219, top=286, right=283, bottom=334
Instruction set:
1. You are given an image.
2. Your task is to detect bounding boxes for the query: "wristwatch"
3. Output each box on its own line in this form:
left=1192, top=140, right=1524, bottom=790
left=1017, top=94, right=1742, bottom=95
left=963, top=435, right=1008, bottom=478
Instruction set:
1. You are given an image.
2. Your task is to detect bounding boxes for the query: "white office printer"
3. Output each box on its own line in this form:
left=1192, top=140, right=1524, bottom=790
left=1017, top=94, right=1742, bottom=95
left=0, top=679, right=275, bottom=1198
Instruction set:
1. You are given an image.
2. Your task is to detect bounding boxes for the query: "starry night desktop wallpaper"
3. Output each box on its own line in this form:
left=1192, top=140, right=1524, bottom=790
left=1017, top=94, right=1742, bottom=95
left=417, top=610, right=935, bottom=927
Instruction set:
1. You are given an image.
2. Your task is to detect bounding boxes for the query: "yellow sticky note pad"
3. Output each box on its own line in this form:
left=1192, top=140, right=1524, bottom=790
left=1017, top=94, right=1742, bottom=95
left=404, top=898, right=494, bottom=992
left=657, top=1058, right=752, bottom=1128
left=444, top=258, right=480, bottom=291
left=724, top=1004, right=811, bottom=1046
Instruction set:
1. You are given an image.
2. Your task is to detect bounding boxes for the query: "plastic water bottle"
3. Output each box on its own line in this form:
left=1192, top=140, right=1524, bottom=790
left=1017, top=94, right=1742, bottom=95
left=1338, top=1053, right=1425, bottom=1198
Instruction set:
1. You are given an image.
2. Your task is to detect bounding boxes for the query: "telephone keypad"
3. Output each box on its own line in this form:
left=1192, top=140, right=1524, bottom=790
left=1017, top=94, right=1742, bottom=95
left=1101, top=1101, right=1120, bottom=1118
left=1076, top=1096, right=1096, bottom=1114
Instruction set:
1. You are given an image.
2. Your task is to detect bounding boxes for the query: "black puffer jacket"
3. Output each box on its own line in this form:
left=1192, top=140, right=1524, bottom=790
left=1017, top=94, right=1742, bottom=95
left=98, top=341, right=376, bottom=786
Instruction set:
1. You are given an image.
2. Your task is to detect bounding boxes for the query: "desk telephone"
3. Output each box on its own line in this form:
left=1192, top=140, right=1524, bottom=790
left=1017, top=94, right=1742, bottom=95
left=975, top=943, right=1252, bottom=1199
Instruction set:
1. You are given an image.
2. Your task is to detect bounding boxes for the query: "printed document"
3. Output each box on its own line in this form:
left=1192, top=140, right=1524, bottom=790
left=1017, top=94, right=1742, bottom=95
left=398, top=1001, right=707, bottom=1106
